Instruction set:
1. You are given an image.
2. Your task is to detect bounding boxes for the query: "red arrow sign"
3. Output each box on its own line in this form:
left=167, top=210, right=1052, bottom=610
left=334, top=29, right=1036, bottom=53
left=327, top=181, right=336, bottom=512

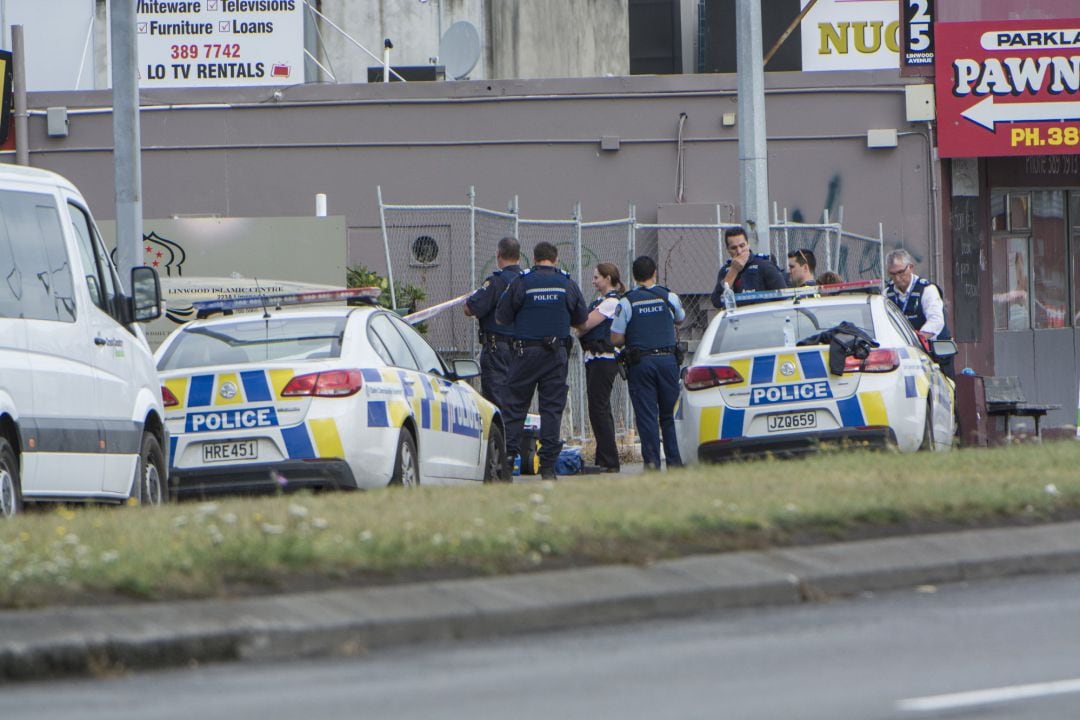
left=936, top=20, right=1080, bottom=158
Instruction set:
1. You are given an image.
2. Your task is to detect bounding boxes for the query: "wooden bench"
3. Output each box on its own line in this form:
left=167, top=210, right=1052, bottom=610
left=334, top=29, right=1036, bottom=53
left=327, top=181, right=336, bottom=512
left=983, top=376, right=1061, bottom=442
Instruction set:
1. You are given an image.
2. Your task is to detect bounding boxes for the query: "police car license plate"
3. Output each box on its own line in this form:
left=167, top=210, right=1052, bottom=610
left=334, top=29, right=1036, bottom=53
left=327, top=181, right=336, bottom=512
left=767, top=411, right=816, bottom=432
left=202, top=440, right=258, bottom=463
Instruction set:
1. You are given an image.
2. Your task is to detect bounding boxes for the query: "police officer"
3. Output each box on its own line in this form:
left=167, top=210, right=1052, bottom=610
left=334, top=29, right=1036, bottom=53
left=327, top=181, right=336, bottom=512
left=575, top=262, right=627, bottom=473
left=710, top=226, right=787, bottom=308
left=495, top=241, right=589, bottom=480
left=610, top=255, right=685, bottom=470
left=786, top=248, right=817, bottom=287
left=885, top=249, right=955, bottom=380
left=464, top=236, right=523, bottom=410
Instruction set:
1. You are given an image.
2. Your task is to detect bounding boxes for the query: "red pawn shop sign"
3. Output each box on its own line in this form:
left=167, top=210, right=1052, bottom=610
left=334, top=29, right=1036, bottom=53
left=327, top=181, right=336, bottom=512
left=935, top=20, right=1080, bottom=158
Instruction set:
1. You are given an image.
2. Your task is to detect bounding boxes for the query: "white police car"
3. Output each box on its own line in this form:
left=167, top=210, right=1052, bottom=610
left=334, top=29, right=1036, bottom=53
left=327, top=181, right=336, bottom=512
left=154, top=289, right=505, bottom=496
left=676, top=283, right=956, bottom=461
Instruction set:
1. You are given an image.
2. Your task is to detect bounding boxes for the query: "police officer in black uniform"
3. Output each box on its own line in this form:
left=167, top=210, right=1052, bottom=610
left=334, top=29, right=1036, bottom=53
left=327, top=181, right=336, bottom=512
left=611, top=256, right=686, bottom=470
left=710, top=226, right=787, bottom=307
left=576, top=262, right=627, bottom=473
left=495, top=242, right=589, bottom=480
left=464, top=236, right=523, bottom=410
left=885, top=249, right=955, bottom=380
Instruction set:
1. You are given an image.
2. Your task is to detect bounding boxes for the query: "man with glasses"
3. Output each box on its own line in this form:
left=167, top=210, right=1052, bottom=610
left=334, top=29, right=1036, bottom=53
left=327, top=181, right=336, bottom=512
left=786, top=249, right=817, bottom=287
left=885, top=249, right=955, bottom=379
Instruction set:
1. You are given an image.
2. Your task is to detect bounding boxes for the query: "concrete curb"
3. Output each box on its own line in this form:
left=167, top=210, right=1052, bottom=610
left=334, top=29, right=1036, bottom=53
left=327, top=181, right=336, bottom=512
left=2, top=521, right=1079, bottom=682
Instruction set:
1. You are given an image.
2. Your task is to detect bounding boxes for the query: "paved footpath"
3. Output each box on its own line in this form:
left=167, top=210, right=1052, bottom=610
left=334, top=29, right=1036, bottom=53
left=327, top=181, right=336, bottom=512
left=2, top=521, right=1079, bottom=683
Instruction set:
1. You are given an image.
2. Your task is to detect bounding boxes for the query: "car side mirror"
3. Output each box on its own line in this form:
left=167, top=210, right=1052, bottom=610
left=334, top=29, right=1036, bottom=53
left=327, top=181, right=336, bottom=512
left=450, top=358, right=480, bottom=380
left=130, top=266, right=162, bottom=323
left=931, top=338, right=958, bottom=358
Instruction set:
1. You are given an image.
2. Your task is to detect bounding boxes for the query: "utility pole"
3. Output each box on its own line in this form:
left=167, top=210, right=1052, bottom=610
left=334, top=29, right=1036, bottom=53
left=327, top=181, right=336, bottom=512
left=735, top=0, right=770, bottom=254
left=111, top=0, right=142, bottom=291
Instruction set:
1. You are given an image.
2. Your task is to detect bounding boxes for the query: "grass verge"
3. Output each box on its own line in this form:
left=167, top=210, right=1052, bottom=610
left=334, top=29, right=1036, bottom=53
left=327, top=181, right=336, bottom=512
left=1, top=442, right=1079, bottom=609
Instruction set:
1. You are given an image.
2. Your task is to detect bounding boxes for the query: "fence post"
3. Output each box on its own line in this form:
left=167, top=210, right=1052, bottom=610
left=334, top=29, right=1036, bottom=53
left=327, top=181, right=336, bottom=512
left=377, top=185, right=398, bottom=311
left=823, top=208, right=832, bottom=273
left=879, top=222, right=885, bottom=286
left=715, top=204, right=724, bottom=268
left=469, top=186, right=477, bottom=356
left=574, top=202, right=585, bottom=439
left=512, top=195, right=519, bottom=241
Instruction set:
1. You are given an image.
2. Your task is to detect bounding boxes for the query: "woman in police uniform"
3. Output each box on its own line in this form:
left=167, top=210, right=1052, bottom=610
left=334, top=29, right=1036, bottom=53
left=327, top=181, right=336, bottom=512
left=575, top=263, right=626, bottom=473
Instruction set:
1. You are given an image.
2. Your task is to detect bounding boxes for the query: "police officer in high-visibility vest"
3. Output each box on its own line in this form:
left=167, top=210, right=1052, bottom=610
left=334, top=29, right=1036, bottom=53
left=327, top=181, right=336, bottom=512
left=495, top=241, right=589, bottom=480
left=610, top=255, right=685, bottom=470
left=464, top=236, right=523, bottom=411
left=885, top=249, right=956, bottom=380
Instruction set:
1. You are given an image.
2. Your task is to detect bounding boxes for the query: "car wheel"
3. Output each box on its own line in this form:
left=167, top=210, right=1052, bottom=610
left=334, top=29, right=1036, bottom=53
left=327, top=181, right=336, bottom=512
left=919, top=400, right=934, bottom=451
left=390, top=429, right=419, bottom=487
left=483, top=423, right=509, bottom=483
left=519, top=437, right=538, bottom=476
left=135, top=432, right=167, bottom=506
left=0, top=437, right=22, bottom=518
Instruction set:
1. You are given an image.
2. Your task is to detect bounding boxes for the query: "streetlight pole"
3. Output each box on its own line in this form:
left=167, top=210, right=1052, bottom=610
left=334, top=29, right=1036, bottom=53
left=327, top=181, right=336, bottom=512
left=111, top=0, right=143, bottom=291
left=735, top=0, right=770, bottom=254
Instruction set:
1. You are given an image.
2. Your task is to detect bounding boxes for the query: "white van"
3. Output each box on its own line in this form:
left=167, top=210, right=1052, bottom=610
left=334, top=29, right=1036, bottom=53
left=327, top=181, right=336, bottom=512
left=0, top=165, right=166, bottom=517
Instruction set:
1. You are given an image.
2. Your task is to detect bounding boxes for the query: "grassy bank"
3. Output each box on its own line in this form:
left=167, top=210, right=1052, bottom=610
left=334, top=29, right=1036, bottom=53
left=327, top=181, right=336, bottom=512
left=1, top=442, right=1079, bottom=608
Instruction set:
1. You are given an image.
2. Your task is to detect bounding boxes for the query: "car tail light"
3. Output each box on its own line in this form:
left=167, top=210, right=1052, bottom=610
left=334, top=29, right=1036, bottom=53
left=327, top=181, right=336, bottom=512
left=683, top=365, right=743, bottom=391
left=843, top=349, right=900, bottom=374
left=161, top=385, right=180, bottom=407
left=282, top=370, right=364, bottom=397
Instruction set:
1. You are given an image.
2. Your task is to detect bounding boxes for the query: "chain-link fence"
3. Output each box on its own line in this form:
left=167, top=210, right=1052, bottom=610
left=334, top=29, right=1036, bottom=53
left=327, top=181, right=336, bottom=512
left=378, top=188, right=883, bottom=442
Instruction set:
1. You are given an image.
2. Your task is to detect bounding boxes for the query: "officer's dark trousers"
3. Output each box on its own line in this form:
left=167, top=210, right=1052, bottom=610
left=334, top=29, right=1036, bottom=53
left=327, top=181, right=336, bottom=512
left=503, top=345, right=568, bottom=472
left=479, top=340, right=512, bottom=411
left=627, top=353, right=682, bottom=470
left=585, top=358, right=620, bottom=470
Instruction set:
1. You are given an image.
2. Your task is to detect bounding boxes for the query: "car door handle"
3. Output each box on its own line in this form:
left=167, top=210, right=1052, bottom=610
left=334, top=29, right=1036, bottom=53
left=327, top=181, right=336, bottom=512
left=94, top=336, right=107, bottom=346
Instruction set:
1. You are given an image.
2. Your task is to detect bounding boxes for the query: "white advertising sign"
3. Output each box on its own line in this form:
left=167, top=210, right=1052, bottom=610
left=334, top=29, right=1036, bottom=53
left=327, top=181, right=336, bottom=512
left=134, top=0, right=303, bottom=88
left=799, top=0, right=900, bottom=72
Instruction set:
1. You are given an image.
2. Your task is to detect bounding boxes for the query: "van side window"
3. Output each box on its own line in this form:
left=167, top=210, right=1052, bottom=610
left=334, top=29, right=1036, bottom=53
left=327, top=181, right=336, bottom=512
left=0, top=189, right=75, bottom=322
left=68, top=203, right=120, bottom=319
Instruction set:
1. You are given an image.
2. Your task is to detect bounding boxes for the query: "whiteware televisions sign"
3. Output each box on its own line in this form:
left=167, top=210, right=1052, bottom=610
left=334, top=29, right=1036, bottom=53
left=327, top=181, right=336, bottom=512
left=117, top=0, right=304, bottom=88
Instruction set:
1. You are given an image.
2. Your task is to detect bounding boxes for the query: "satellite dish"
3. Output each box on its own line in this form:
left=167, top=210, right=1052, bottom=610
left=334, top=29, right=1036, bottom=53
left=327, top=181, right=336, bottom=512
left=440, top=21, right=481, bottom=80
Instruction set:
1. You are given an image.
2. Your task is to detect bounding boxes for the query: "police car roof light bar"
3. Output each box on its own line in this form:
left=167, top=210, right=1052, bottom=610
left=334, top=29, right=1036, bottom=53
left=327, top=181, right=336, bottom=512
left=193, top=287, right=382, bottom=319
left=730, top=279, right=882, bottom=308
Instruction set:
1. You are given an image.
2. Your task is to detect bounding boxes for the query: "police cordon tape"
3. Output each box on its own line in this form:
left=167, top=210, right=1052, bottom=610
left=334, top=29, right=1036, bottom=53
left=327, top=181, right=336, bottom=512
left=401, top=292, right=471, bottom=325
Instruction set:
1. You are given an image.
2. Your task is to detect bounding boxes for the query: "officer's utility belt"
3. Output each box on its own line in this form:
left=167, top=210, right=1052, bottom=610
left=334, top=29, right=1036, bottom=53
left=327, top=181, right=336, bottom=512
left=580, top=338, right=617, bottom=355
left=514, top=337, right=572, bottom=353
left=479, top=331, right=512, bottom=350
left=619, top=345, right=683, bottom=367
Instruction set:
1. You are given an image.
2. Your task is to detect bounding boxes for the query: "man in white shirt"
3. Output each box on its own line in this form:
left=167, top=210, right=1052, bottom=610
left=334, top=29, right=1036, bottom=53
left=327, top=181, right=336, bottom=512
left=885, top=249, right=954, bottom=379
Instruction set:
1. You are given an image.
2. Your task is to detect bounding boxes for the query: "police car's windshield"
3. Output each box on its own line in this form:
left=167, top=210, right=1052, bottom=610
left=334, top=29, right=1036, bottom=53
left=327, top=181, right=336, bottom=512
left=157, top=316, right=347, bottom=370
left=711, top=304, right=874, bottom=354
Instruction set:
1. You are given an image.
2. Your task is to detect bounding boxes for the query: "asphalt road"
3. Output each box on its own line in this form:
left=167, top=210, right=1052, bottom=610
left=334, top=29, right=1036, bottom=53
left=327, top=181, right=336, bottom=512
left=7, top=573, right=1080, bottom=720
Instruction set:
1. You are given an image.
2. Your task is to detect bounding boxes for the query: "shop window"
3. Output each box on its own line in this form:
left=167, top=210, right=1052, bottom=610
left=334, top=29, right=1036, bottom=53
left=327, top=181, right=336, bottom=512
left=1071, top=192, right=1080, bottom=328
left=992, top=235, right=1030, bottom=331
left=1030, top=191, right=1068, bottom=329
left=1008, top=192, right=1031, bottom=231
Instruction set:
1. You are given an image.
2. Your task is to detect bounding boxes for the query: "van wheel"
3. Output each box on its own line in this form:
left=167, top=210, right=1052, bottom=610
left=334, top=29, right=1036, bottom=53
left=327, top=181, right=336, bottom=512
left=390, top=429, right=418, bottom=487
left=136, top=433, right=167, bottom=506
left=919, top=400, right=934, bottom=451
left=483, top=424, right=509, bottom=483
left=0, top=437, right=22, bottom=518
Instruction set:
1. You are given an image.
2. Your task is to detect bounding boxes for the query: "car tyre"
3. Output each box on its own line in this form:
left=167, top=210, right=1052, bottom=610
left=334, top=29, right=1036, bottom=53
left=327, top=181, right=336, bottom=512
left=919, top=400, right=934, bottom=451
left=135, top=432, right=167, bottom=506
left=0, top=436, right=22, bottom=518
left=483, top=423, right=509, bottom=483
left=390, top=429, right=419, bottom=487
